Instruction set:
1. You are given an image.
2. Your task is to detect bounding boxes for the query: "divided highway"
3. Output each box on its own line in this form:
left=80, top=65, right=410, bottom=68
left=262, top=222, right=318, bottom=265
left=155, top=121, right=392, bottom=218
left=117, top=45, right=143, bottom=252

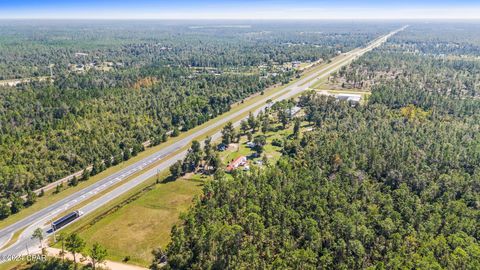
left=0, top=26, right=406, bottom=262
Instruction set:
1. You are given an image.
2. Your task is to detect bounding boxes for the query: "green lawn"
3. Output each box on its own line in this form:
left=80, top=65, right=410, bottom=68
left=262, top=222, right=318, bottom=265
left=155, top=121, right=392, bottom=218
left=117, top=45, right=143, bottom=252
left=64, top=178, right=204, bottom=267
left=0, top=260, right=26, bottom=270
left=38, top=59, right=332, bottom=268
left=0, top=43, right=367, bottom=269
left=220, top=121, right=303, bottom=169
left=53, top=114, right=310, bottom=268
left=0, top=51, right=346, bottom=235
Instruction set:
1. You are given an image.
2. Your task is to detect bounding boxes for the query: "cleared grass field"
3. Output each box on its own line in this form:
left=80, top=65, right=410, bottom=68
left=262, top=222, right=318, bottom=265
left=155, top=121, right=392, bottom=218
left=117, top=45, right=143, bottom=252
left=65, top=178, right=204, bottom=266
left=0, top=56, right=332, bottom=232
left=0, top=260, right=26, bottom=270
left=30, top=59, right=336, bottom=267
left=58, top=121, right=300, bottom=267
left=6, top=65, right=328, bottom=267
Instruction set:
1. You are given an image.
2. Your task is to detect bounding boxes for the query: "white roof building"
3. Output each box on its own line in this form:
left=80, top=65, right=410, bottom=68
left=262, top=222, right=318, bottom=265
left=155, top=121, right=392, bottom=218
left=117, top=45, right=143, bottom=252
left=335, top=94, right=361, bottom=103
left=285, top=106, right=302, bottom=117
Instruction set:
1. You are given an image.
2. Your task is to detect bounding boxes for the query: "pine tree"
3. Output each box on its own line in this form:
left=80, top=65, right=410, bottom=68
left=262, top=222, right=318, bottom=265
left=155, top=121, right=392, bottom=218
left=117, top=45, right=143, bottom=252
left=69, top=176, right=79, bottom=187
left=10, top=195, right=24, bottom=214
left=26, top=190, right=37, bottom=206
left=0, top=199, right=11, bottom=219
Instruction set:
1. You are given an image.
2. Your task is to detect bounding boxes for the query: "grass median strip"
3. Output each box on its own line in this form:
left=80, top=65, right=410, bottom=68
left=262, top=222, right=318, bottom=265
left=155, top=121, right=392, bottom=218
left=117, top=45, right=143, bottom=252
left=54, top=173, right=205, bottom=267
left=48, top=49, right=369, bottom=264
left=43, top=58, right=355, bottom=265
left=0, top=56, right=338, bottom=232
left=54, top=118, right=312, bottom=267
left=0, top=228, right=26, bottom=252
left=48, top=49, right=363, bottom=225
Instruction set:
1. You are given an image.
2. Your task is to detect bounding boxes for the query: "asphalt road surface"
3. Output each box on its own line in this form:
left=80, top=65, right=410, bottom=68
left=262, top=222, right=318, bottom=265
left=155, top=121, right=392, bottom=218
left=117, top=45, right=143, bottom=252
left=0, top=26, right=406, bottom=263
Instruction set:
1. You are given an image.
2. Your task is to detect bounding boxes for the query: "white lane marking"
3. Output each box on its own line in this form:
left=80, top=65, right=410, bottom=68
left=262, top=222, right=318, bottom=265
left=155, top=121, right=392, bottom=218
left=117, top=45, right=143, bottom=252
left=2, top=31, right=399, bottom=255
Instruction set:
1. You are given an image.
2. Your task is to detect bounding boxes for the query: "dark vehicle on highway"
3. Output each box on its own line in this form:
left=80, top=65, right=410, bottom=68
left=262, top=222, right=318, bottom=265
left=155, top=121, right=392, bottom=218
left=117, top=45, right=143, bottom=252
left=52, top=210, right=82, bottom=231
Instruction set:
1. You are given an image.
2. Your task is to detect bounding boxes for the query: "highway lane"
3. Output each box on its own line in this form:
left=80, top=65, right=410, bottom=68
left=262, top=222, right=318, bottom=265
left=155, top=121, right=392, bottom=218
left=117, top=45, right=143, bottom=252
left=0, top=26, right=406, bottom=262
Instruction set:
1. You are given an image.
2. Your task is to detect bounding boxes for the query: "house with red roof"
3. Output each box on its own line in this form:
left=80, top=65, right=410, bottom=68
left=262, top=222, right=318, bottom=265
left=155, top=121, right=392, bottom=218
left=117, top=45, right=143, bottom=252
left=226, top=156, right=247, bottom=172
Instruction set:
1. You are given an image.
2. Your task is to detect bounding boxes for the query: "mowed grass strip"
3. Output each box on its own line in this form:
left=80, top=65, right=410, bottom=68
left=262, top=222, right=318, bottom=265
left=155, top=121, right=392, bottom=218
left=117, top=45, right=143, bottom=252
left=58, top=177, right=205, bottom=267
left=1, top=53, right=351, bottom=266
left=57, top=114, right=311, bottom=267
left=0, top=57, right=330, bottom=231
left=0, top=227, right=26, bottom=252
left=0, top=260, right=26, bottom=270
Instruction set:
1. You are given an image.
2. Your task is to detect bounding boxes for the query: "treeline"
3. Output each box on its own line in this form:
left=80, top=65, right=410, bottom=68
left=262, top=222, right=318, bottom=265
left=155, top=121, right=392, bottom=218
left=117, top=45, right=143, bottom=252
left=160, top=94, right=480, bottom=270
left=0, top=21, right=393, bottom=79
left=0, top=66, right=287, bottom=201
left=169, top=138, right=222, bottom=179
left=335, top=49, right=480, bottom=98
left=25, top=232, right=108, bottom=270
left=334, top=24, right=480, bottom=99
left=159, top=25, right=480, bottom=269
left=0, top=22, right=395, bottom=211
left=391, top=22, right=480, bottom=56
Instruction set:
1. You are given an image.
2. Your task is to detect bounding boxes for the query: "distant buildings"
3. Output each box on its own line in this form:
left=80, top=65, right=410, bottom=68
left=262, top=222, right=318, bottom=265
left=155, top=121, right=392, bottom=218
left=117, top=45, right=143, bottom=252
left=281, top=106, right=302, bottom=118
left=74, top=52, right=88, bottom=57
left=68, top=61, right=118, bottom=73
left=0, top=77, right=52, bottom=87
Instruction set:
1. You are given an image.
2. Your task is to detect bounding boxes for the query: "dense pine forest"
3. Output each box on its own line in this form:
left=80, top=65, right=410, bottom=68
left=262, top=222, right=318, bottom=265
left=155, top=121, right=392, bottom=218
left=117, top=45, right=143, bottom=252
left=159, top=23, right=480, bottom=269
left=0, top=21, right=393, bottom=208
left=3, top=21, right=480, bottom=270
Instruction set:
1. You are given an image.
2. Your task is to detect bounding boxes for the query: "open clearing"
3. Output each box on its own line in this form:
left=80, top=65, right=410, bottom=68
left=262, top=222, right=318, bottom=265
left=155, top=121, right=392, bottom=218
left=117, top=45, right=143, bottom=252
left=0, top=28, right=403, bottom=267
left=60, top=118, right=305, bottom=267
left=60, top=178, right=204, bottom=266
left=0, top=56, right=329, bottom=232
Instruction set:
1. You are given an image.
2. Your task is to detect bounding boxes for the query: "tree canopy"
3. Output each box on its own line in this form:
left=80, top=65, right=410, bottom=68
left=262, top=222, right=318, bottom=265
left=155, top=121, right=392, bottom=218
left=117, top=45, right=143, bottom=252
left=161, top=23, right=480, bottom=270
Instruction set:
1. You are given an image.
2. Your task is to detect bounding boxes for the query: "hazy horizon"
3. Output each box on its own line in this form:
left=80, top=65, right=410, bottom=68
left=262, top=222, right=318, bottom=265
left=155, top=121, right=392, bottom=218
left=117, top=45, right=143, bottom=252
left=1, top=0, right=480, bottom=20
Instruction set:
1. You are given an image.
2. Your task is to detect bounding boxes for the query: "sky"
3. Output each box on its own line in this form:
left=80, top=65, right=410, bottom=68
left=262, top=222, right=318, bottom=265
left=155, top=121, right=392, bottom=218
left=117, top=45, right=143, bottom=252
left=1, top=0, right=480, bottom=20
